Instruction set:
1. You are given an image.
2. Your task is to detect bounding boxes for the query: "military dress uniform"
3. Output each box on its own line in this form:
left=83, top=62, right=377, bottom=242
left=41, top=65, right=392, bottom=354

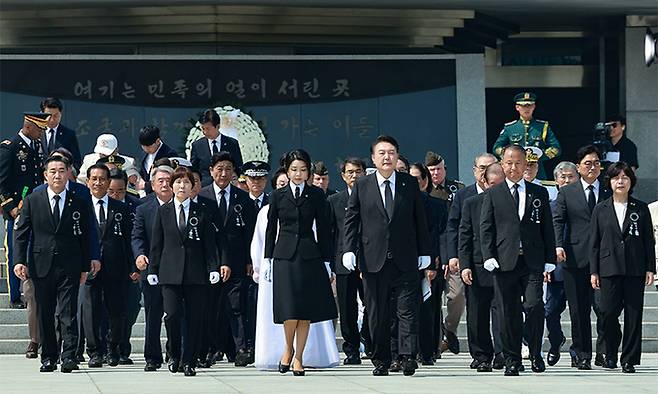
left=1, top=114, right=48, bottom=306
left=493, top=92, right=561, bottom=180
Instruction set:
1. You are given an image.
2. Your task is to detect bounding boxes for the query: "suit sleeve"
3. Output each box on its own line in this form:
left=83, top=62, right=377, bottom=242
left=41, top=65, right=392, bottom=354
left=190, top=142, right=200, bottom=173
left=458, top=199, right=474, bottom=271
left=79, top=198, right=93, bottom=273
left=315, top=192, right=332, bottom=263
left=480, top=191, right=496, bottom=261
left=413, top=181, right=432, bottom=257
left=446, top=191, right=462, bottom=259
left=67, top=129, right=83, bottom=171
left=264, top=191, right=279, bottom=259
left=327, top=196, right=338, bottom=272
left=541, top=189, right=557, bottom=262
left=121, top=205, right=136, bottom=274
left=233, top=141, right=244, bottom=172
left=204, top=211, right=220, bottom=272
left=131, top=205, right=148, bottom=259
left=343, top=181, right=361, bottom=254
left=641, top=205, right=656, bottom=273
left=12, top=194, right=32, bottom=266
left=589, top=206, right=602, bottom=275
left=552, top=188, right=568, bottom=248
left=85, top=198, right=101, bottom=261
left=148, top=208, right=164, bottom=275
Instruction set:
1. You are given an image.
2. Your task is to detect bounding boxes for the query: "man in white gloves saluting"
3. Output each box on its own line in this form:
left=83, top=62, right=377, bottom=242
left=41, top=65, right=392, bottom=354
left=480, top=145, right=556, bottom=376
left=343, top=135, right=432, bottom=377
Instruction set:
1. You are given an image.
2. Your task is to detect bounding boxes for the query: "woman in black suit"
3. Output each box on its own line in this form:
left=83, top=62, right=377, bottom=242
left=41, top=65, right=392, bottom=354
left=590, top=161, right=655, bottom=373
left=147, top=166, right=230, bottom=376
left=264, top=149, right=337, bottom=376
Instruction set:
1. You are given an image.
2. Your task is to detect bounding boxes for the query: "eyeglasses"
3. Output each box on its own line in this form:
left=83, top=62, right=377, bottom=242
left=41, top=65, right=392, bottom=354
left=581, top=160, right=601, bottom=168
left=343, top=169, right=363, bottom=176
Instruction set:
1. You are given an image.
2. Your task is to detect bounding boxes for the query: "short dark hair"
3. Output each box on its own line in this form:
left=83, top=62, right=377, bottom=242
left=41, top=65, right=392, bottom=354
left=341, top=157, right=366, bottom=173
left=108, top=168, right=128, bottom=185
left=40, top=97, right=63, bottom=111
left=398, top=155, right=410, bottom=170
left=283, top=149, right=312, bottom=173
left=370, top=135, right=399, bottom=154
left=50, top=147, right=73, bottom=164
left=87, top=163, right=110, bottom=180
left=138, top=125, right=161, bottom=146
left=606, top=114, right=626, bottom=126
left=604, top=161, right=636, bottom=194
left=170, top=166, right=195, bottom=188
left=44, top=155, right=69, bottom=169
left=410, top=162, right=431, bottom=193
left=575, top=144, right=601, bottom=164
left=190, top=166, right=203, bottom=182
left=199, top=108, right=221, bottom=126
left=271, top=167, right=288, bottom=189
left=210, top=151, right=235, bottom=168
left=502, top=144, right=526, bottom=158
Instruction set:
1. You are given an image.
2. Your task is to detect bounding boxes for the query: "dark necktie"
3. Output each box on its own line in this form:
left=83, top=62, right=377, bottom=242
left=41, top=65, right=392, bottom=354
left=512, top=183, right=520, bottom=211
left=178, top=204, right=186, bottom=234
left=295, top=186, right=300, bottom=199
left=254, top=198, right=260, bottom=210
left=384, top=180, right=394, bottom=221
left=52, top=194, right=61, bottom=228
left=30, top=140, right=37, bottom=152
left=587, top=185, right=596, bottom=213
left=218, top=190, right=227, bottom=225
left=212, top=140, right=219, bottom=156
left=98, top=200, right=106, bottom=232
left=48, top=129, right=56, bottom=153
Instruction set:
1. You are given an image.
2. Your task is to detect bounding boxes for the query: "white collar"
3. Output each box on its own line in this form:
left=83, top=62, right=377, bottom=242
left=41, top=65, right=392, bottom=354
left=149, top=141, right=163, bottom=157
left=47, top=187, right=66, bottom=202
left=580, top=178, right=599, bottom=191
left=156, top=196, right=170, bottom=206
left=505, top=178, right=525, bottom=190
left=476, top=184, right=484, bottom=194
left=289, top=181, right=305, bottom=195
left=375, top=170, right=396, bottom=187
left=250, top=192, right=263, bottom=201
left=18, top=131, right=33, bottom=146
left=48, top=125, right=59, bottom=133
left=174, top=198, right=190, bottom=211
left=213, top=182, right=231, bottom=197
left=91, top=194, right=109, bottom=206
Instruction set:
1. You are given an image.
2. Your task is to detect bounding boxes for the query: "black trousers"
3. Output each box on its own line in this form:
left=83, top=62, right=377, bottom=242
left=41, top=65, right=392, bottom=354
left=562, top=266, right=606, bottom=360
left=120, top=281, right=142, bottom=357
left=221, top=276, right=248, bottom=352
left=244, top=278, right=258, bottom=350
left=432, top=273, right=446, bottom=352
left=492, top=257, right=544, bottom=366
left=336, top=271, right=370, bottom=356
left=162, top=284, right=205, bottom=365
left=417, top=280, right=436, bottom=360
left=600, top=275, right=645, bottom=365
left=82, top=276, right=127, bottom=356
left=34, top=265, right=80, bottom=363
left=141, top=280, right=164, bottom=364
left=465, top=280, right=496, bottom=362
left=362, top=261, right=419, bottom=367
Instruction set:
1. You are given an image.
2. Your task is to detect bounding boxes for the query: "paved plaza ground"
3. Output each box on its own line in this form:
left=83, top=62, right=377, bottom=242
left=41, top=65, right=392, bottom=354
left=1, top=353, right=657, bottom=393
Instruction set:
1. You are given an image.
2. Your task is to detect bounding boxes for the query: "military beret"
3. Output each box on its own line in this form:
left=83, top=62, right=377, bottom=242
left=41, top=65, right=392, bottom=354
left=514, top=92, right=536, bottom=105
left=243, top=160, right=270, bottom=177
left=424, top=151, right=444, bottom=167
left=24, top=112, right=51, bottom=130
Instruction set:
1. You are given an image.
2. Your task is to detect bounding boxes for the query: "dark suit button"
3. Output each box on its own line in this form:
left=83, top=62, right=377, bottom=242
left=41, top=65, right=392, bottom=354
left=386, top=251, right=393, bottom=259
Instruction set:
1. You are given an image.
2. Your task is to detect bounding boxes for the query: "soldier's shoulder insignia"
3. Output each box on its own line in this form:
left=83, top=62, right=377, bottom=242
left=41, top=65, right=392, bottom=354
left=504, top=120, right=518, bottom=126
left=1, top=140, right=11, bottom=145
left=535, top=119, right=548, bottom=124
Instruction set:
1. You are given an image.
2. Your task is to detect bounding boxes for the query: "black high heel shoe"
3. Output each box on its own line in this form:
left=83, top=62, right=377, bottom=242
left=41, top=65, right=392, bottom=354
left=279, top=351, right=294, bottom=374
left=292, top=359, right=305, bottom=376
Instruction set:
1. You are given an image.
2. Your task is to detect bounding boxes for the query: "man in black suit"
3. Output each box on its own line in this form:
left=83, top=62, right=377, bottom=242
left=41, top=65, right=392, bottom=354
left=132, top=164, right=174, bottom=371
left=13, top=156, right=95, bottom=373
left=198, top=152, right=257, bottom=367
left=138, top=125, right=179, bottom=194
left=459, top=162, right=505, bottom=372
left=343, top=135, right=432, bottom=376
left=553, top=145, right=611, bottom=369
left=480, top=144, right=556, bottom=376
left=191, top=109, right=243, bottom=186
left=40, top=98, right=82, bottom=171
left=329, top=157, right=370, bottom=365
left=81, top=164, right=134, bottom=367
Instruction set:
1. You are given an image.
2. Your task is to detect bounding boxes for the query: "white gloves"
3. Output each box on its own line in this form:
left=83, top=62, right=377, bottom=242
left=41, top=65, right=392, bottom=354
left=417, top=256, right=431, bottom=270
left=342, top=252, right=356, bottom=271
left=544, top=263, right=556, bottom=273
left=263, top=258, right=273, bottom=283
left=147, top=274, right=159, bottom=285
left=483, top=258, right=500, bottom=272
left=209, top=271, right=220, bottom=284
left=324, top=262, right=332, bottom=278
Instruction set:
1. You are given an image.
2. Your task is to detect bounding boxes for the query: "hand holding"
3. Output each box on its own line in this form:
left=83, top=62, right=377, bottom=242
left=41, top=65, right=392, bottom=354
left=448, top=258, right=460, bottom=273
left=135, top=255, right=149, bottom=271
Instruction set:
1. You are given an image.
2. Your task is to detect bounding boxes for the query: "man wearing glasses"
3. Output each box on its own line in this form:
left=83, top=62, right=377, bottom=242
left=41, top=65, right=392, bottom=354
left=605, top=115, right=639, bottom=172
left=493, top=92, right=561, bottom=180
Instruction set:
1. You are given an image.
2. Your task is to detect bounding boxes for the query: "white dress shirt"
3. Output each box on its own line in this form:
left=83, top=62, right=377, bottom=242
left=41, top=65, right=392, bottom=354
left=613, top=201, right=627, bottom=231
left=289, top=181, right=305, bottom=197
left=91, top=195, right=109, bottom=224
left=18, top=131, right=33, bottom=146
left=46, top=126, right=58, bottom=149
left=47, top=187, right=66, bottom=215
left=143, top=141, right=162, bottom=173
left=505, top=178, right=526, bottom=220
left=476, top=184, right=485, bottom=194
left=156, top=196, right=169, bottom=206
left=250, top=193, right=265, bottom=209
left=173, top=198, right=191, bottom=225
left=581, top=178, right=599, bottom=204
left=375, top=171, right=396, bottom=206
left=212, top=182, right=232, bottom=212
left=207, top=135, right=221, bottom=154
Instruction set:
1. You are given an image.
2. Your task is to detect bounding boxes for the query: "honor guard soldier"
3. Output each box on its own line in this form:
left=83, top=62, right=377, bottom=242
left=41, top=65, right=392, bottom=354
left=493, top=92, right=561, bottom=180
left=1, top=112, right=49, bottom=309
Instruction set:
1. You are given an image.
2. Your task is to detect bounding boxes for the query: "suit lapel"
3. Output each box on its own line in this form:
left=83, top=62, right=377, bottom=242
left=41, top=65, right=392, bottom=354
left=499, top=182, right=520, bottom=222
left=369, top=175, right=387, bottom=220
left=523, top=184, right=533, bottom=221
left=40, top=189, right=57, bottom=230
left=57, top=193, right=74, bottom=233
left=621, top=199, right=637, bottom=236
left=392, top=173, right=406, bottom=220
left=574, top=180, right=590, bottom=213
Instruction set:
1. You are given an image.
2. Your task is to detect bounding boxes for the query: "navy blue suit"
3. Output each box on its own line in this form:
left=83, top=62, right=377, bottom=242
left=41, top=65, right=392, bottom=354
left=41, top=124, right=82, bottom=171
left=190, top=135, right=243, bottom=187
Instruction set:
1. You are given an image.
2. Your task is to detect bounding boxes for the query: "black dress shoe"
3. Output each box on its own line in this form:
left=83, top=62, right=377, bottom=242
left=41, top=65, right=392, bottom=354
left=144, top=362, right=158, bottom=372
left=292, top=369, right=305, bottom=377
left=372, top=365, right=389, bottom=376
left=389, top=359, right=402, bottom=372
left=444, top=331, right=460, bottom=354
left=344, top=354, right=362, bottom=365
left=197, top=358, right=212, bottom=368
left=531, top=357, right=546, bottom=373
left=470, top=359, right=482, bottom=369
left=88, top=355, right=103, bottom=368
left=119, top=356, right=133, bottom=365
left=402, top=357, right=418, bottom=376
left=504, top=365, right=519, bottom=376
left=492, top=353, right=505, bottom=370
left=9, top=300, right=26, bottom=309
left=603, top=358, right=618, bottom=369
left=518, top=364, right=525, bottom=372
left=107, top=355, right=119, bottom=367
left=547, top=349, right=561, bottom=366
left=212, top=351, right=224, bottom=363
left=477, top=362, right=492, bottom=372
left=570, top=355, right=580, bottom=368
left=25, top=342, right=39, bottom=359
left=621, top=363, right=635, bottom=373
left=420, top=356, right=434, bottom=366
left=40, top=360, right=56, bottom=372
left=61, top=359, right=77, bottom=373
left=278, top=361, right=290, bottom=374
left=594, top=353, right=605, bottom=367
left=183, top=365, right=197, bottom=376
left=234, top=349, right=250, bottom=367
left=578, top=359, right=592, bottom=370
left=168, top=359, right=180, bottom=373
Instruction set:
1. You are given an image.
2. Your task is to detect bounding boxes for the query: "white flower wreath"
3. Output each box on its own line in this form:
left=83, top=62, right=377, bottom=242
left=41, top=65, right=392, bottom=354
left=185, top=105, right=269, bottom=163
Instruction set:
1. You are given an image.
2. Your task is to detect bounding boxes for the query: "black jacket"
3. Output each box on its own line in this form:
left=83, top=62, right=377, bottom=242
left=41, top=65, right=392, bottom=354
left=553, top=181, right=611, bottom=268
left=148, top=200, right=219, bottom=285
left=96, top=197, right=134, bottom=280
left=198, top=184, right=257, bottom=277
left=41, top=124, right=82, bottom=170
left=459, top=193, right=493, bottom=286
left=190, top=135, right=243, bottom=186
left=447, top=183, right=477, bottom=260
left=421, top=192, right=447, bottom=268
left=131, top=194, right=162, bottom=280
left=14, top=188, right=92, bottom=280
left=589, top=197, right=655, bottom=277
left=139, top=142, right=178, bottom=194
left=265, top=184, right=331, bottom=262
left=343, top=172, right=432, bottom=273
left=328, top=189, right=352, bottom=275
left=480, top=180, right=556, bottom=272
